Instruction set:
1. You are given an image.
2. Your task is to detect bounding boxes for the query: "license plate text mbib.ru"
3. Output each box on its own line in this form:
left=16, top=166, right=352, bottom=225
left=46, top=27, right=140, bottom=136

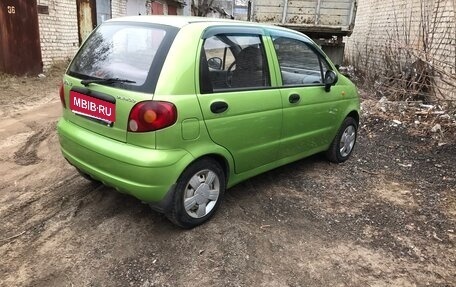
left=70, top=92, right=116, bottom=123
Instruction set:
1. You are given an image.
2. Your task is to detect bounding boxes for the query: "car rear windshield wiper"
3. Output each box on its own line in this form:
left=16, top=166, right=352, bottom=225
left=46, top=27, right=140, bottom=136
left=81, top=78, right=136, bottom=86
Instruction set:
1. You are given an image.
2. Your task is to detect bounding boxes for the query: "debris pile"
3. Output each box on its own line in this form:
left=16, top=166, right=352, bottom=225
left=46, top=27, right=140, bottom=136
left=338, top=65, right=358, bottom=82
left=362, top=94, right=456, bottom=142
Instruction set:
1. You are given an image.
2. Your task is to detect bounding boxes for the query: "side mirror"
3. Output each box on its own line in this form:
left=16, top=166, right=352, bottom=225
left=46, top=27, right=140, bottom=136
left=324, top=70, right=338, bottom=92
left=207, top=57, right=222, bottom=70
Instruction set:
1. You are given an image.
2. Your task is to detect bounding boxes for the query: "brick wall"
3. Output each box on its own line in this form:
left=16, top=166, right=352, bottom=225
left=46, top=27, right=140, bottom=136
left=346, top=0, right=427, bottom=66
left=346, top=0, right=456, bottom=100
left=37, top=0, right=127, bottom=71
left=431, top=0, right=456, bottom=100
left=112, top=0, right=127, bottom=18
left=37, top=0, right=79, bottom=71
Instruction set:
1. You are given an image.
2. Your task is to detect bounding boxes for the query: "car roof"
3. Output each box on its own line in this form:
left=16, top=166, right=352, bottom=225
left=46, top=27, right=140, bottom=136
left=108, top=15, right=298, bottom=31
left=108, top=15, right=310, bottom=40
left=108, top=15, right=245, bottom=28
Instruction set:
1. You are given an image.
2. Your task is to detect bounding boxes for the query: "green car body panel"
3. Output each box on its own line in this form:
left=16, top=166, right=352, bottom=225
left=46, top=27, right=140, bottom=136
left=57, top=16, right=360, bottom=209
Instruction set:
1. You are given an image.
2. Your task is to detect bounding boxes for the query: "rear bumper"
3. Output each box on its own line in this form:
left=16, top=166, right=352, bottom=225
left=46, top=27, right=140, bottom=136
left=57, top=118, right=193, bottom=203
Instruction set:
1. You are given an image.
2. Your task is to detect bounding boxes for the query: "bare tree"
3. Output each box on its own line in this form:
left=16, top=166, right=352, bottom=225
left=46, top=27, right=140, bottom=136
left=191, top=0, right=215, bottom=16
left=349, top=0, right=456, bottom=102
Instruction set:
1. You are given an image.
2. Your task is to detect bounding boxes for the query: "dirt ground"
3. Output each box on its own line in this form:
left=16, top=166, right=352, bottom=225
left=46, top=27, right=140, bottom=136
left=0, top=68, right=455, bottom=287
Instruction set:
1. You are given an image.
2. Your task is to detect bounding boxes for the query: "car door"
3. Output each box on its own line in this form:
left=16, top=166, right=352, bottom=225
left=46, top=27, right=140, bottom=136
left=196, top=28, right=282, bottom=174
left=269, top=30, right=343, bottom=159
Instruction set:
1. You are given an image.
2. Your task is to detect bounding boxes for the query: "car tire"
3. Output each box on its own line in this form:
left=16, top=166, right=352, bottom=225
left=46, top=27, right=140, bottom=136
left=166, top=158, right=226, bottom=228
left=326, top=117, right=358, bottom=163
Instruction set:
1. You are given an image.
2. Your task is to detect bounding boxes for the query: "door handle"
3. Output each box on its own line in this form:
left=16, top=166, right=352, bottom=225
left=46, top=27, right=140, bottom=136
left=289, top=94, right=300, bottom=103
left=210, top=101, right=228, bottom=114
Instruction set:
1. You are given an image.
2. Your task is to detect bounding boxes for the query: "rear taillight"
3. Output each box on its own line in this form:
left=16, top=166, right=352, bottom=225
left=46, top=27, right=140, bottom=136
left=59, top=83, right=66, bottom=108
left=128, top=101, right=177, bottom=132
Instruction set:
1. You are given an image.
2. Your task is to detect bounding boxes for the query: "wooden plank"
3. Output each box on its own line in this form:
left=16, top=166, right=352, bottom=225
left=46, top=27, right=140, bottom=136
left=321, top=2, right=351, bottom=9
left=321, top=0, right=351, bottom=3
left=254, top=5, right=283, bottom=14
left=254, top=12, right=282, bottom=22
left=254, top=0, right=282, bottom=6
left=288, top=1, right=317, bottom=8
left=285, top=7, right=316, bottom=15
left=319, top=8, right=350, bottom=16
left=77, top=0, right=96, bottom=44
left=319, top=15, right=346, bottom=25
left=252, top=0, right=356, bottom=35
left=286, top=14, right=316, bottom=24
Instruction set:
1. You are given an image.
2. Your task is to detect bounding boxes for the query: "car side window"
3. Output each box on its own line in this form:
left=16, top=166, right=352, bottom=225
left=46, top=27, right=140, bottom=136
left=200, top=34, right=270, bottom=93
left=272, top=36, right=329, bottom=86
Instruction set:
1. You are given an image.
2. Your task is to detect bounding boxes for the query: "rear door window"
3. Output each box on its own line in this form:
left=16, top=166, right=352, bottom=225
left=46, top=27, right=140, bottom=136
left=68, top=22, right=178, bottom=92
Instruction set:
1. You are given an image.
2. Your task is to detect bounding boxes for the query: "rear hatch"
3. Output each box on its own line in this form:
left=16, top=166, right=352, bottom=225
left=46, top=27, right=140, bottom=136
left=63, top=21, right=178, bottom=142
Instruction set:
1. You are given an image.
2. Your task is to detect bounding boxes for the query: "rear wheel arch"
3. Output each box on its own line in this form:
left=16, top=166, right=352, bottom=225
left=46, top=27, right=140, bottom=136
left=346, top=110, right=360, bottom=125
left=190, top=153, right=230, bottom=184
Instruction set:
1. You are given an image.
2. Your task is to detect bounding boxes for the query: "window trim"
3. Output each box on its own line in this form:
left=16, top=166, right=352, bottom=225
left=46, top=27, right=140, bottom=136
left=199, top=32, right=272, bottom=94
left=268, top=29, right=335, bottom=88
left=202, top=26, right=265, bottom=39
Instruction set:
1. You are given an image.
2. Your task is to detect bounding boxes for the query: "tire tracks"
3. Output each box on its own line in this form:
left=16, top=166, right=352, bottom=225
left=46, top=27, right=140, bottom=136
left=13, top=122, right=55, bottom=166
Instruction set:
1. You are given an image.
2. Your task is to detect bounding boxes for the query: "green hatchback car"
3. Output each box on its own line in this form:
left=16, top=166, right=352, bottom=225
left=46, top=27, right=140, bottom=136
left=57, top=16, right=360, bottom=228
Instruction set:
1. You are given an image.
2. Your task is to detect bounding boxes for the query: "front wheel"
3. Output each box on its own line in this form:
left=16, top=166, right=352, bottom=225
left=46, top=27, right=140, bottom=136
left=166, top=158, right=226, bottom=228
left=326, top=117, right=358, bottom=163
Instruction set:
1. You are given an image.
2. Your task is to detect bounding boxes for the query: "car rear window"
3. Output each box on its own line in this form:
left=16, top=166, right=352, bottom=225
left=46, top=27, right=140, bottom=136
left=68, top=22, right=178, bottom=93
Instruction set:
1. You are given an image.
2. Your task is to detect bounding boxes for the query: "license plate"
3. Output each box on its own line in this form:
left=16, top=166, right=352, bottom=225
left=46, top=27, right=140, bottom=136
left=70, top=90, right=115, bottom=123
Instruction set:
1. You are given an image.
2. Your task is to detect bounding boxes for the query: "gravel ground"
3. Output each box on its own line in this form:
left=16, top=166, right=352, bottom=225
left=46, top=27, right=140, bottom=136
left=0, top=70, right=455, bottom=286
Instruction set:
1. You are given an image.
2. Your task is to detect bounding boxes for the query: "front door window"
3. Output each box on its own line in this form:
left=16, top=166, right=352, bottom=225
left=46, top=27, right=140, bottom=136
left=272, top=36, right=330, bottom=86
left=201, top=34, right=270, bottom=92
